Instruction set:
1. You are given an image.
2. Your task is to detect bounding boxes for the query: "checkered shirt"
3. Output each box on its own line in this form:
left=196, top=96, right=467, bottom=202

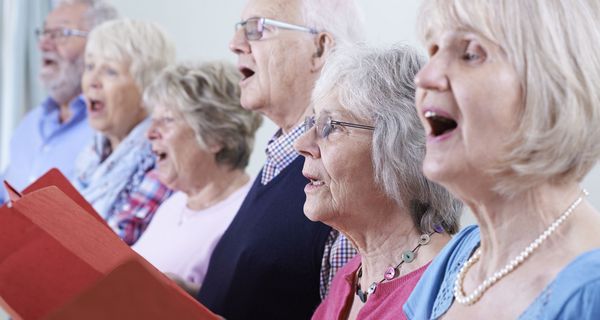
left=260, top=123, right=357, bottom=299
left=320, top=230, right=357, bottom=299
left=108, top=169, right=173, bottom=245
left=261, top=124, right=305, bottom=185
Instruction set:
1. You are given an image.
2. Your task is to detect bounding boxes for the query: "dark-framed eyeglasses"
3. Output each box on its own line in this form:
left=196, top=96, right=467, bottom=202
left=235, top=17, right=318, bottom=41
left=304, top=115, right=375, bottom=140
left=35, top=27, right=88, bottom=41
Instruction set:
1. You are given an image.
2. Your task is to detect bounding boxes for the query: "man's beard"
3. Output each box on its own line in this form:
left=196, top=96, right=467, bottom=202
left=40, top=53, right=84, bottom=105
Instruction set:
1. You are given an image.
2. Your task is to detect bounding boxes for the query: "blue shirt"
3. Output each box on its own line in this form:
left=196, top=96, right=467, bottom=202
left=1, top=95, right=93, bottom=203
left=404, top=225, right=600, bottom=319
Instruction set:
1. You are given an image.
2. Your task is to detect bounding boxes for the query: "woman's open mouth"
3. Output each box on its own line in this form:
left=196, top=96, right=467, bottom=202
left=424, top=110, right=457, bottom=137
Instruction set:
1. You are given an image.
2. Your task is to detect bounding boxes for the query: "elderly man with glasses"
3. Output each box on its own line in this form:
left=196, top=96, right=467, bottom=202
left=195, top=0, right=365, bottom=319
left=0, top=0, right=117, bottom=203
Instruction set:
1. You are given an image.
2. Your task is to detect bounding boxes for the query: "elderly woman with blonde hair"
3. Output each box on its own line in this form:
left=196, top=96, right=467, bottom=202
left=404, top=0, right=600, bottom=319
left=132, top=61, right=262, bottom=295
left=294, top=43, right=462, bottom=320
left=75, top=19, right=174, bottom=244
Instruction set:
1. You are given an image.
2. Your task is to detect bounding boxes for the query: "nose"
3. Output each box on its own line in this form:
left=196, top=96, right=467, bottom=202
left=294, top=127, right=320, bottom=159
left=229, top=27, right=251, bottom=55
left=146, top=120, right=160, bottom=140
left=414, top=54, right=450, bottom=92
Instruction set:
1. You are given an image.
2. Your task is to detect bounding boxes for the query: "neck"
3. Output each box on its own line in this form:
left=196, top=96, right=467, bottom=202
left=58, top=102, right=73, bottom=123
left=469, top=182, right=587, bottom=273
left=185, top=167, right=249, bottom=211
left=345, top=205, right=451, bottom=287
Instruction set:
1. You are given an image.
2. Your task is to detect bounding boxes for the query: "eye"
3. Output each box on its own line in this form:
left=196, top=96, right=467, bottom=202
left=462, top=41, right=486, bottom=63
left=105, top=67, right=118, bottom=76
left=84, top=63, right=94, bottom=71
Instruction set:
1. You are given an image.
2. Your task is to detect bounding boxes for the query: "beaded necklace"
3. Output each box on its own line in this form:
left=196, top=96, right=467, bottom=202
left=355, top=229, right=439, bottom=303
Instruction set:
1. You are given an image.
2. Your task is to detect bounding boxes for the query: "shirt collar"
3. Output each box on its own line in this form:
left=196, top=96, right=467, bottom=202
left=265, top=122, right=305, bottom=162
left=41, top=94, right=87, bottom=116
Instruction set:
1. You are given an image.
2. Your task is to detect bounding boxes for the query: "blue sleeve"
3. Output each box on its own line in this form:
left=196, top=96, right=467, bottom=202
left=556, top=279, right=600, bottom=319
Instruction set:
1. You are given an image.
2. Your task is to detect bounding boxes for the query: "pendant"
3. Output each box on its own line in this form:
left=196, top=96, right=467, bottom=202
left=367, top=282, right=378, bottom=294
left=356, top=286, right=368, bottom=303
left=384, top=266, right=396, bottom=280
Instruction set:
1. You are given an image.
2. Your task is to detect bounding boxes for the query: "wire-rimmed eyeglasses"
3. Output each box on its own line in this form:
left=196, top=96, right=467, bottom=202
left=235, top=17, right=318, bottom=41
left=35, top=27, right=88, bottom=41
left=304, top=115, right=375, bottom=140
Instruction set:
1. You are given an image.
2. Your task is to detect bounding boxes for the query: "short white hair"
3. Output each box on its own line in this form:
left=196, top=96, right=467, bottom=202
left=418, top=0, right=600, bottom=195
left=56, top=0, right=119, bottom=29
left=85, top=19, right=176, bottom=92
left=300, top=0, right=366, bottom=45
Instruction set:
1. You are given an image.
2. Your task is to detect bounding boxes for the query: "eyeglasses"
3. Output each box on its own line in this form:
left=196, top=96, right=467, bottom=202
left=235, top=17, right=318, bottom=41
left=304, top=115, right=375, bottom=140
left=35, top=27, right=88, bottom=41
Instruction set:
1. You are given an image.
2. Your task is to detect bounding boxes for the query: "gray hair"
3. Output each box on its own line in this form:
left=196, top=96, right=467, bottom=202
left=300, top=0, right=366, bottom=46
left=418, top=0, right=600, bottom=195
left=85, top=19, right=176, bottom=92
left=56, top=0, right=119, bottom=29
left=143, top=61, right=263, bottom=170
left=312, top=43, right=462, bottom=234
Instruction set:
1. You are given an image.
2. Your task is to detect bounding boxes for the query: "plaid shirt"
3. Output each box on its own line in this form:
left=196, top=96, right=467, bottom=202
left=108, top=169, right=173, bottom=245
left=262, top=123, right=357, bottom=298
left=320, top=230, right=357, bottom=299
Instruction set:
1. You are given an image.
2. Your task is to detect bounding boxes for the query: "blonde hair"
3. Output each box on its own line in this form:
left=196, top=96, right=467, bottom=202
left=418, top=0, right=600, bottom=195
left=85, top=19, right=176, bottom=92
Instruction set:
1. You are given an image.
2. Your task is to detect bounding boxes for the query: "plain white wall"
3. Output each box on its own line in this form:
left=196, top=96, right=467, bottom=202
left=110, top=0, right=599, bottom=217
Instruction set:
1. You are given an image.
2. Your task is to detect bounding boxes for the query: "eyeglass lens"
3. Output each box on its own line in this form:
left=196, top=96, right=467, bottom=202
left=243, top=18, right=264, bottom=41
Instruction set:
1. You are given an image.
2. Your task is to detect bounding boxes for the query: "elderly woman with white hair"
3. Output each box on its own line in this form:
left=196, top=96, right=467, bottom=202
left=404, top=1, right=600, bottom=319
left=75, top=19, right=175, bottom=244
left=294, top=44, right=462, bottom=320
left=132, top=61, right=262, bottom=295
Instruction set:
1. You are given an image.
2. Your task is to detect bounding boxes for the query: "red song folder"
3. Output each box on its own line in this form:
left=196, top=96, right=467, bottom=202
left=0, top=169, right=218, bottom=320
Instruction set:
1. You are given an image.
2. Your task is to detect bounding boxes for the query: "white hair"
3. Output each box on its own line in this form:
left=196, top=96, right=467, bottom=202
left=300, top=0, right=366, bottom=45
left=85, top=19, right=176, bottom=92
left=56, top=0, right=119, bottom=29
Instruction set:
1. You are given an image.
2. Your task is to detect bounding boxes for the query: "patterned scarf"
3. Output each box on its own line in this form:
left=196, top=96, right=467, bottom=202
left=74, top=118, right=155, bottom=220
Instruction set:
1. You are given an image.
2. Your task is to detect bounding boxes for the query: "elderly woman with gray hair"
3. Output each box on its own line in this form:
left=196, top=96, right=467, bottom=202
left=75, top=19, right=174, bottom=244
left=294, top=43, right=462, bottom=320
left=132, top=61, right=262, bottom=295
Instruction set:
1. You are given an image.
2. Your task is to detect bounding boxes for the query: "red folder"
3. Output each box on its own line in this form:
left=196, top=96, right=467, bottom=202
left=0, top=169, right=218, bottom=319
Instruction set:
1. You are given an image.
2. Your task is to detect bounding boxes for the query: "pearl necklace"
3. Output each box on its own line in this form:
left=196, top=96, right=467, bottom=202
left=454, top=189, right=588, bottom=305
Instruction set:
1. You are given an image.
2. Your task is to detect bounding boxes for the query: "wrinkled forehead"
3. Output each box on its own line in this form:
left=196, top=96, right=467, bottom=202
left=417, top=0, right=499, bottom=45
left=241, top=0, right=303, bottom=23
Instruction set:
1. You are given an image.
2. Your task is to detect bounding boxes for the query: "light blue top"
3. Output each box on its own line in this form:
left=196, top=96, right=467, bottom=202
left=1, top=96, right=93, bottom=203
left=404, top=225, right=600, bottom=319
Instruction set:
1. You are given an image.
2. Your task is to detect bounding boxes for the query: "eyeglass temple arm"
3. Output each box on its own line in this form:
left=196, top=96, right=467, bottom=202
left=262, top=18, right=318, bottom=34
left=331, top=120, right=375, bottom=131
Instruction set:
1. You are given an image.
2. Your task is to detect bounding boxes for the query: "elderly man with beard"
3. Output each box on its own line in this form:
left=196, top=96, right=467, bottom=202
left=0, top=0, right=117, bottom=203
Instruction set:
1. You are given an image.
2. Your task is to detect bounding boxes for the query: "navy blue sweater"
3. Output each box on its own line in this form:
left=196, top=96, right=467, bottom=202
left=197, top=156, right=331, bottom=319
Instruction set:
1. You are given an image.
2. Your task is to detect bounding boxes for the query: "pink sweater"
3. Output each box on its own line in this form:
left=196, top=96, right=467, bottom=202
left=312, top=255, right=430, bottom=320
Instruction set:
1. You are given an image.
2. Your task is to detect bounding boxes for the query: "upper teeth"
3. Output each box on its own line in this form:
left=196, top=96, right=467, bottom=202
left=424, top=111, right=437, bottom=118
left=311, top=180, right=324, bottom=186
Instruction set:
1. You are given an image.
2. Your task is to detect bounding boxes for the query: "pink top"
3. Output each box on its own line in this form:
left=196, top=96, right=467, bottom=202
left=312, top=255, right=430, bottom=320
left=132, top=182, right=251, bottom=285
